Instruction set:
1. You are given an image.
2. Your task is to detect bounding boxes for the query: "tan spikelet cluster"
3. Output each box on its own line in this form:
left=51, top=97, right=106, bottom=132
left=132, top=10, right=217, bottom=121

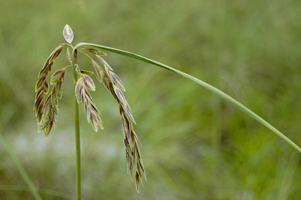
left=35, top=23, right=146, bottom=191
left=75, top=70, right=103, bottom=132
left=89, top=52, right=146, bottom=190
left=34, top=45, right=65, bottom=136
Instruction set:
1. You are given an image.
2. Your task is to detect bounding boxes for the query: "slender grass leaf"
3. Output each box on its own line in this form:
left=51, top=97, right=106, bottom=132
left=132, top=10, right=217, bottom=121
left=73, top=43, right=301, bottom=154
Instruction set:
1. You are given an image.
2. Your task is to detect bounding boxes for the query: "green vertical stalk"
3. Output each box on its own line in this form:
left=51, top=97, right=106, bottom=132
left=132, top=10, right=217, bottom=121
left=72, top=49, right=81, bottom=200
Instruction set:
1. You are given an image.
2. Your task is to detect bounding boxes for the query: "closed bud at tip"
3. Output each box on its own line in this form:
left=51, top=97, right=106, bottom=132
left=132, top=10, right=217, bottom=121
left=63, top=24, right=74, bottom=44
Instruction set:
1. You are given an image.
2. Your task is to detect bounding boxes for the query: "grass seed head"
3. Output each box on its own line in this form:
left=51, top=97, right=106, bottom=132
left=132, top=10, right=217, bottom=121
left=75, top=73, right=103, bottom=131
left=95, top=56, right=145, bottom=189
left=35, top=24, right=145, bottom=191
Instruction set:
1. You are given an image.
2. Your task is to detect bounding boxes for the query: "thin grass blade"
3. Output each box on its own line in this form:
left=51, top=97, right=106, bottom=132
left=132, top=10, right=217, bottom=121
left=0, top=133, right=42, bottom=200
left=73, top=42, right=301, bottom=154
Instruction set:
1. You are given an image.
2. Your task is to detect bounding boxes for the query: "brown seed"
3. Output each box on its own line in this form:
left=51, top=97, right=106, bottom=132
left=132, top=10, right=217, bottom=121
left=85, top=48, right=107, bottom=56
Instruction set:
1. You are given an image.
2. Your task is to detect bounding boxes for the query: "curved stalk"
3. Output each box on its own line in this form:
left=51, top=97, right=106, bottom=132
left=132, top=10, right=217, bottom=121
left=74, top=42, right=301, bottom=154
left=72, top=49, right=81, bottom=200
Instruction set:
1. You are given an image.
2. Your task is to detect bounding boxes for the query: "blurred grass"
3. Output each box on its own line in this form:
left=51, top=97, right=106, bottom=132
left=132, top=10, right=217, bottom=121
left=1, top=0, right=301, bottom=199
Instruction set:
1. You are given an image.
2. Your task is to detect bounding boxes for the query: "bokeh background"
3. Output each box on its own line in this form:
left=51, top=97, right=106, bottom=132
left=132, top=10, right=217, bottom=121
left=1, top=0, right=301, bottom=199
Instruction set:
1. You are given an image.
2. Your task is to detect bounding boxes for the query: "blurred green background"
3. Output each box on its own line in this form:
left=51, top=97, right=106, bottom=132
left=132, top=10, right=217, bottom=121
left=1, top=0, right=301, bottom=199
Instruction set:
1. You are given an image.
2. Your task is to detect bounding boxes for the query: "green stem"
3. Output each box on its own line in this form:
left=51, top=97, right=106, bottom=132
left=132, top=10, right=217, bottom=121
left=72, top=49, right=81, bottom=200
left=0, top=133, right=42, bottom=200
left=74, top=42, right=301, bottom=154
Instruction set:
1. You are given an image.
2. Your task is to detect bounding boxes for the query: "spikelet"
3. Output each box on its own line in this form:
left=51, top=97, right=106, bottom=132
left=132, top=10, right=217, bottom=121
left=91, top=53, right=146, bottom=191
left=38, top=68, right=66, bottom=136
left=75, top=69, right=103, bottom=132
left=34, top=44, right=64, bottom=136
left=63, top=24, right=74, bottom=44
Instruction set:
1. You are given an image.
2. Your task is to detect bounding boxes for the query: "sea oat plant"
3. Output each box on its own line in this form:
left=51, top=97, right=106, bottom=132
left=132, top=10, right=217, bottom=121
left=34, top=24, right=301, bottom=200
left=34, top=25, right=145, bottom=199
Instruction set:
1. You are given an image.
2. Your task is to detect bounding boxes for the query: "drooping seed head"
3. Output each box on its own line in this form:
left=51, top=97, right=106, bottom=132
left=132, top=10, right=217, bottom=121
left=75, top=75, right=103, bottom=131
left=36, top=66, right=67, bottom=136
